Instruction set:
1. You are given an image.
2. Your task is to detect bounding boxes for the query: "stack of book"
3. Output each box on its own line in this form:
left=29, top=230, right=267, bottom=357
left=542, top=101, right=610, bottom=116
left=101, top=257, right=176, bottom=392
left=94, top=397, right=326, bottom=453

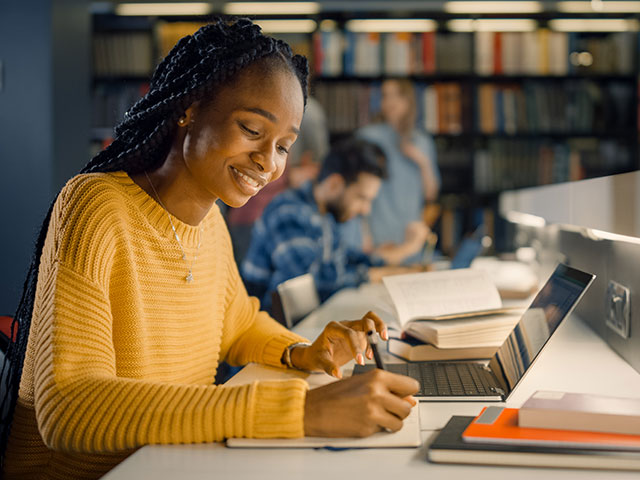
left=428, top=391, right=640, bottom=470
left=383, top=269, right=526, bottom=362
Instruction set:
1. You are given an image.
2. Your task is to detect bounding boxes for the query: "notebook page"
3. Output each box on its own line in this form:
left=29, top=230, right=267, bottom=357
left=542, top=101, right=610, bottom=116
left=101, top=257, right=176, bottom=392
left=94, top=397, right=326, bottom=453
left=226, top=405, right=420, bottom=448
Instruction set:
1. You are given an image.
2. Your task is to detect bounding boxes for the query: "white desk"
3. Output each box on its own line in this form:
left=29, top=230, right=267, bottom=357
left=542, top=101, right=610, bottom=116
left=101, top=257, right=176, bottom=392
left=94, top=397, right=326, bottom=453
left=103, top=285, right=640, bottom=480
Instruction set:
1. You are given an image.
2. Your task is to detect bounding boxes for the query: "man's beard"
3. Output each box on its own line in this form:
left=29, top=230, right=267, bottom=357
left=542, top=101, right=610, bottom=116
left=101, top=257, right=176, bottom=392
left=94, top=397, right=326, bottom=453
left=325, top=197, right=348, bottom=223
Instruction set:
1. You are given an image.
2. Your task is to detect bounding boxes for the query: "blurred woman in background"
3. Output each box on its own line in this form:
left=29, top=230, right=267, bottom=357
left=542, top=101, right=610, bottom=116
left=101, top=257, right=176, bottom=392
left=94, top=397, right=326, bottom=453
left=351, top=78, right=441, bottom=265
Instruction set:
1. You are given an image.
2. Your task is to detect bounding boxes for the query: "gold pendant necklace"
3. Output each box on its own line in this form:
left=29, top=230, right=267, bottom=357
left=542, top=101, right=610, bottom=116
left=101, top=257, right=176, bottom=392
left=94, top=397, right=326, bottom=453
left=145, top=171, right=202, bottom=283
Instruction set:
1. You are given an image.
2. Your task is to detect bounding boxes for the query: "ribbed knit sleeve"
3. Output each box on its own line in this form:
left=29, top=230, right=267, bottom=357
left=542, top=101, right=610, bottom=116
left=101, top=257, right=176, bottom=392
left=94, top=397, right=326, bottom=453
left=221, top=254, right=309, bottom=369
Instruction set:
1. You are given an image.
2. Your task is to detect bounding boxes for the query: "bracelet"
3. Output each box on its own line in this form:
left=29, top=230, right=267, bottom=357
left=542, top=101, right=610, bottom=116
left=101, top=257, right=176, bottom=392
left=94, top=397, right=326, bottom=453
left=281, top=342, right=312, bottom=369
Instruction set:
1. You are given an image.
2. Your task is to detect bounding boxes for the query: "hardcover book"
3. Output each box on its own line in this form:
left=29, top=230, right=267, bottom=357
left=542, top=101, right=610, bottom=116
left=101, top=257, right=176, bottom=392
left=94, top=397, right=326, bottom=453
left=387, top=335, right=498, bottom=362
left=519, top=390, right=640, bottom=436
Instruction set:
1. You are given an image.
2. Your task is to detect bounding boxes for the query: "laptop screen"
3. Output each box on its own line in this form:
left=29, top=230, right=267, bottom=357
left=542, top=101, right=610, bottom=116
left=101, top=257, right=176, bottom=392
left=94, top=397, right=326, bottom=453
left=450, top=236, right=484, bottom=269
left=450, top=226, right=487, bottom=270
left=488, top=264, right=595, bottom=394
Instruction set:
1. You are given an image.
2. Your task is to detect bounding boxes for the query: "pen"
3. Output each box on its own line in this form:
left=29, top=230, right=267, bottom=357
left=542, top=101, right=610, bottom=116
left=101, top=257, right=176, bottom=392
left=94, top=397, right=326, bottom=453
left=366, top=330, right=386, bottom=371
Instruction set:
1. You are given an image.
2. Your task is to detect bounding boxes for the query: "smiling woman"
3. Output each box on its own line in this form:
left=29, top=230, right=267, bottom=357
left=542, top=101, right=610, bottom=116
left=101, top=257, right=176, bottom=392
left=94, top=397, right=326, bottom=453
left=0, top=17, right=418, bottom=480
left=131, top=58, right=304, bottom=224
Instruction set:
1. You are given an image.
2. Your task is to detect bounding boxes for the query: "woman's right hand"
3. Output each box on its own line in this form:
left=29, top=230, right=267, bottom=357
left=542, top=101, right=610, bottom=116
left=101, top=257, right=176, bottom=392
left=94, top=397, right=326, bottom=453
left=303, top=369, right=419, bottom=438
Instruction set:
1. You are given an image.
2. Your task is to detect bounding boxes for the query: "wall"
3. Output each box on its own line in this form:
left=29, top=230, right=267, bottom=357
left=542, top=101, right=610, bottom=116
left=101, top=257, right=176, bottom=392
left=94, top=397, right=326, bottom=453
left=504, top=172, right=640, bottom=374
left=0, top=0, right=90, bottom=314
left=500, top=170, right=640, bottom=238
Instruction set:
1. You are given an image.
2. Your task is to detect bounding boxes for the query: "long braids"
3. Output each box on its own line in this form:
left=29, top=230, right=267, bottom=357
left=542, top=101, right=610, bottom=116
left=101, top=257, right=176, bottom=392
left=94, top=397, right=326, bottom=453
left=0, top=16, right=308, bottom=462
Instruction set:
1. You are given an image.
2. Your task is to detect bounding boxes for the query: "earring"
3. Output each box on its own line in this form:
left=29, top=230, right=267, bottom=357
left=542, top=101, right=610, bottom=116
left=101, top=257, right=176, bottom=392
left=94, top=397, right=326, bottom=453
left=177, top=116, right=188, bottom=127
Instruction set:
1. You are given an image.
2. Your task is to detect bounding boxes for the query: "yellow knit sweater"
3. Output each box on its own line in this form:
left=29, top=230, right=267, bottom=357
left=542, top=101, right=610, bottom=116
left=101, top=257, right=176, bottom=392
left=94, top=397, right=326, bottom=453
left=4, top=172, right=309, bottom=480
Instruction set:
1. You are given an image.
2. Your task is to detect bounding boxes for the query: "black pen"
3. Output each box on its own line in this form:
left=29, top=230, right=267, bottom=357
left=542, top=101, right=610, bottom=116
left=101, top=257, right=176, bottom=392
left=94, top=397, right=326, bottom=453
left=366, top=330, right=386, bottom=371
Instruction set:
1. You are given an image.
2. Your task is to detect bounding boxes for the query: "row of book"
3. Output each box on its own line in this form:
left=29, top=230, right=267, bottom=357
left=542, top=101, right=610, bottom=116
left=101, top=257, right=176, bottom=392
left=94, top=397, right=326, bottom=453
left=93, top=22, right=313, bottom=78
left=93, top=31, right=155, bottom=77
left=313, top=79, right=636, bottom=136
left=314, top=31, right=472, bottom=77
left=314, top=81, right=474, bottom=135
left=429, top=392, right=640, bottom=471
left=91, top=28, right=637, bottom=78
left=476, top=81, right=635, bottom=135
left=313, top=30, right=637, bottom=77
left=92, top=82, right=150, bottom=128
left=475, top=30, right=636, bottom=77
left=472, top=138, right=633, bottom=193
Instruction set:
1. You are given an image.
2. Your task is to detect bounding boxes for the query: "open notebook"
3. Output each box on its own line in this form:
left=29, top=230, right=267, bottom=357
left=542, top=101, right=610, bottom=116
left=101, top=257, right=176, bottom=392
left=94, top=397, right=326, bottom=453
left=224, top=364, right=421, bottom=448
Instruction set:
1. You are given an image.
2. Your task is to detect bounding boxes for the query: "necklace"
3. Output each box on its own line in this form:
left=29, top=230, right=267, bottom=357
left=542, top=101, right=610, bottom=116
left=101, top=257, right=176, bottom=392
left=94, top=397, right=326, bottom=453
left=144, top=171, right=202, bottom=283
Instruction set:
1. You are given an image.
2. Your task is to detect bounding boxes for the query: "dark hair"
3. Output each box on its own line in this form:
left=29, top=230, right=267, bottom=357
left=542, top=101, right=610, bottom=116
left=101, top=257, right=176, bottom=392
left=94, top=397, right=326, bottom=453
left=0, top=16, right=308, bottom=462
left=317, top=137, right=387, bottom=185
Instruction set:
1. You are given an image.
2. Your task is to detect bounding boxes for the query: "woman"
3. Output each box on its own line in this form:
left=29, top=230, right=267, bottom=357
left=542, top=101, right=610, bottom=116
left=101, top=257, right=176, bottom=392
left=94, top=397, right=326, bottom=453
left=351, top=79, right=441, bottom=264
left=0, top=18, right=418, bottom=479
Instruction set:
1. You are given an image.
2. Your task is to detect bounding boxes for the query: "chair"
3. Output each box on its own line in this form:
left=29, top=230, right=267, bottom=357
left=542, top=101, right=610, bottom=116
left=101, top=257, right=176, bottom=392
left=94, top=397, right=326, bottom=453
left=271, top=274, right=320, bottom=329
left=0, top=316, right=15, bottom=354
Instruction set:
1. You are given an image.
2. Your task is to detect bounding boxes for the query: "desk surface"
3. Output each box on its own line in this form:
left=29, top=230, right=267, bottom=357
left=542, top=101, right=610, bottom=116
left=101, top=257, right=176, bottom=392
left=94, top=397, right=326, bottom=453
left=103, top=285, right=640, bottom=480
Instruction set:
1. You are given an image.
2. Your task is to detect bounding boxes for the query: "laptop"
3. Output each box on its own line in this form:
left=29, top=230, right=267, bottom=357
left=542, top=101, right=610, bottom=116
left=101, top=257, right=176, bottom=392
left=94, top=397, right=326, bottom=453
left=353, top=263, right=595, bottom=402
left=450, top=230, right=488, bottom=269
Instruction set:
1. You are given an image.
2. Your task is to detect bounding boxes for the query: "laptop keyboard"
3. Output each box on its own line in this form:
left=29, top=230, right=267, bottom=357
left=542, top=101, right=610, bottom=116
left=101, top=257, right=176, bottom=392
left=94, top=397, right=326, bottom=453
left=354, top=362, right=500, bottom=397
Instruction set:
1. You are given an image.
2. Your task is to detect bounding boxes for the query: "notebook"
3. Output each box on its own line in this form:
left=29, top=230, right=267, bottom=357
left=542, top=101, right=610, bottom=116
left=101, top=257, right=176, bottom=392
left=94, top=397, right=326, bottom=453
left=353, top=263, right=595, bottom=401
left=223, top=364, right=421, bottom=449
left=226, top=406, right=421, bottom=449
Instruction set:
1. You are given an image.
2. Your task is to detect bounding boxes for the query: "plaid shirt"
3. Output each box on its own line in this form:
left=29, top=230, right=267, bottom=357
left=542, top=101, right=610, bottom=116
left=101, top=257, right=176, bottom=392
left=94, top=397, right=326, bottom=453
left=241, top=182, right=382, bottom=312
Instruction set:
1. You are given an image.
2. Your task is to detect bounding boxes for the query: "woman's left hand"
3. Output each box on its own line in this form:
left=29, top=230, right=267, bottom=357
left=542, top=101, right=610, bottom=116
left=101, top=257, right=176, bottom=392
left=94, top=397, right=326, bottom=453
left=290, top=311, right=388, bottom=378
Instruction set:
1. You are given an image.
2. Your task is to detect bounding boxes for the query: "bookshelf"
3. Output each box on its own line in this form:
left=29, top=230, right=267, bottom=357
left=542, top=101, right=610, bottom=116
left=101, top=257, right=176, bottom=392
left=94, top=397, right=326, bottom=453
left=89, top=7, right=640, bottom=253
left=90, top=14, right=155, bottom=156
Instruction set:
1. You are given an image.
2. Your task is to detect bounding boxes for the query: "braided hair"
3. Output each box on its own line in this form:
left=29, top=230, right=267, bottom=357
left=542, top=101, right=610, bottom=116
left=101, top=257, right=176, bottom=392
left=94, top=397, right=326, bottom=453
left=0, top=16, right=308, bottom=462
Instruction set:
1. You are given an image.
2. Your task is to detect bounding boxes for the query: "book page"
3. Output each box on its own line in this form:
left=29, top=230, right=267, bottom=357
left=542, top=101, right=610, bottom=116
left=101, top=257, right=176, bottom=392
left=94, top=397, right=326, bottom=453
left=382, top=269, right=502, bottom=325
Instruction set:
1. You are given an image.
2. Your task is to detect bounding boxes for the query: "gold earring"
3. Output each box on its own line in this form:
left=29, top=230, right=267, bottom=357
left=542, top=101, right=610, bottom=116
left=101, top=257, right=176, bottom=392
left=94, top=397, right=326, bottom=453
left=177, top=116, right=188, bottom=127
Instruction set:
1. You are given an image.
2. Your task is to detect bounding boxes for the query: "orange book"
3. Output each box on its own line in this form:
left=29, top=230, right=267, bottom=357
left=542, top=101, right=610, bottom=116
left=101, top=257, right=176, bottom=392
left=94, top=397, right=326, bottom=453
left=462, top=407, right=640, bottom=451
left=422, top=31, right=436, bottom=74
left=493, top=32, right=503, bottom=75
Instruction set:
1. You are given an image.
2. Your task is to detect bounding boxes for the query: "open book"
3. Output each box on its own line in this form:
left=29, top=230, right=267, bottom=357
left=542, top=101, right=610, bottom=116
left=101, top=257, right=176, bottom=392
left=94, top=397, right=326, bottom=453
left=382, top=268, right=515, bottom=325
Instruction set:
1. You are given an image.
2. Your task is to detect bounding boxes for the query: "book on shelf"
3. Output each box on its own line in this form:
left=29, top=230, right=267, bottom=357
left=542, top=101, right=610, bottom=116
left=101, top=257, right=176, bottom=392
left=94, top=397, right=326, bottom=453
left=463, top=406, right=640, bottom=451
left=428, top=416, right=640, bottom=471
left=92, top=82, right=150, bottom=129
left=387, top=334, right=498, bottom=362
left=156, top=21, right=202, bottom=58
left=519, top=391, right=640, bottom=436
left=383, top=32, right=412, bottom=75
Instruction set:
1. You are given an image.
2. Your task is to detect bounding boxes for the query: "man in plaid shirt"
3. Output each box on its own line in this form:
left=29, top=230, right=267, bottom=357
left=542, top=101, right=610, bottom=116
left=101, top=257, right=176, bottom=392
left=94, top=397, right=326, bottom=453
left=241, top=138, right=388, bottom=313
